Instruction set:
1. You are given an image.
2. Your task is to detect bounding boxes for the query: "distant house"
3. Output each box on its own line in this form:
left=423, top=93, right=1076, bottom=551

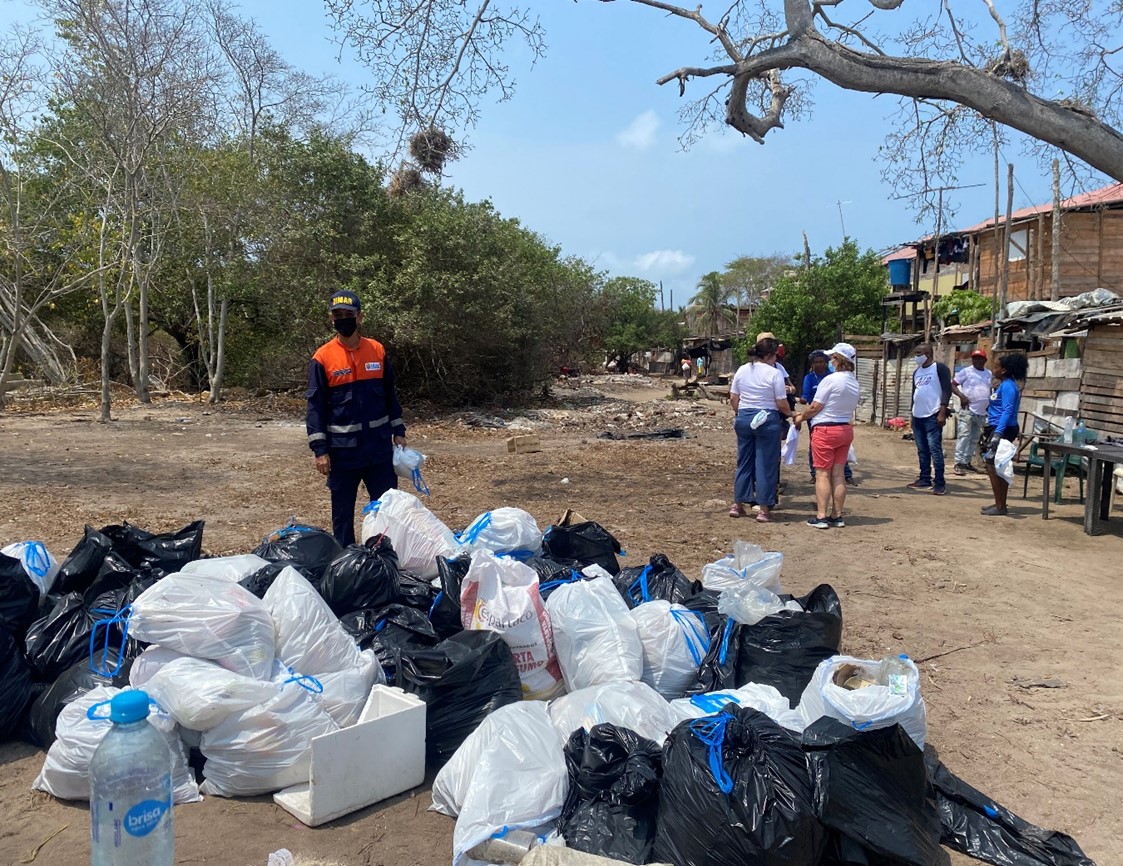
left=882, top=181, right=1123, bottom=314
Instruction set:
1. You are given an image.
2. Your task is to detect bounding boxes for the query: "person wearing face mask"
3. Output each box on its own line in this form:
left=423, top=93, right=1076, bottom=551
left=306, top=290, right=408, bottom=545
left=907, top=342, right=953, bottom=495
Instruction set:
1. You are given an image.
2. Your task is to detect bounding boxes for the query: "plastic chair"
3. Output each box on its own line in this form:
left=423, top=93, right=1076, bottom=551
left=1021, top=440, right=1085, bottom=503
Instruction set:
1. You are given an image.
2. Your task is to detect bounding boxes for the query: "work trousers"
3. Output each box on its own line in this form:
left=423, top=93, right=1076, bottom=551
left=326, top=459, right=398, bottom=547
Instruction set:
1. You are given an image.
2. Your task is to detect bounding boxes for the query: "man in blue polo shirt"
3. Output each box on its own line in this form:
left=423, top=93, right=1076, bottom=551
left=801, top=350, right=854, bottom=485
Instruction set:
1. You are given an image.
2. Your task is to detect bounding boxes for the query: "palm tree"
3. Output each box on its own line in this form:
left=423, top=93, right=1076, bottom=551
left=689, top=271, right=736, bottom=337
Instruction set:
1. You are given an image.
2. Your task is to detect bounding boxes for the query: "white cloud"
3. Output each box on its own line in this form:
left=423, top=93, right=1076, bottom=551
left=616, top=110, right=661, bottom=150
left=634, top=249, right=695, bottom=274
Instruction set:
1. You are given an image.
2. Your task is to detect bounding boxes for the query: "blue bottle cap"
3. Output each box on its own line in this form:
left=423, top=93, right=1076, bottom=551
left=110, top=690, right=151, bottom=724
left=898, top=653, right=910, bottom=660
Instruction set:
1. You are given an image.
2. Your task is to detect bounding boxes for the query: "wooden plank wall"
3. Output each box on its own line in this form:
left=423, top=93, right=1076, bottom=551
left=1079, top=324, right=1123, bottom=436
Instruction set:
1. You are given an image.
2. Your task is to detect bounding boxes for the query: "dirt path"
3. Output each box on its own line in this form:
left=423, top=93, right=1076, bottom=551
left=0, top=381, right=1119, bottom=866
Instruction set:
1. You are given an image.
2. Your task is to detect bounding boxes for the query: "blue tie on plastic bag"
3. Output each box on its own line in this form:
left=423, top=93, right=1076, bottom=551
left=283, top=669, right=324, bottom=694
left=628, top=565, right=653, bottom=603
left=717, top=618, right=736, bottom=665
left=688, top=712, right=735, bottom=794
left=21, top=541, right=51, bottom=578
left=89, top=604, right=134, bottom=677
left=689, top=692, right=741, bottom=715
left=459, top=512, right=493, bottom=545
left=671, top=609, right=710, bottom=665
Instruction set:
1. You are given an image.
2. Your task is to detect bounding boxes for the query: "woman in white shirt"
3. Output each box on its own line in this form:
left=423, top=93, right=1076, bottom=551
left=729, top=337, right=794, bottom=522
left=794, top=342, right=860, bottom=528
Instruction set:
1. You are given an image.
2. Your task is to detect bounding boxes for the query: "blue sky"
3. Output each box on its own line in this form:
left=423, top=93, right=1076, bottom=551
left=3, top=0, right=1090, bottom=307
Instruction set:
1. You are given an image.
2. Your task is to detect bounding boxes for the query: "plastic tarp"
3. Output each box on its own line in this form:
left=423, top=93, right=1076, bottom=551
left=199, top=679, right=339, bottom=797
left=548, top=577, right=644, bottom=692
left=654, top=705, right=825, bottom=866
left=627, top=601, right=709, bottom=700
left=558, top=723, right=663, bottom=864
left=460, top=550, right=564, bottom=700
left=34, top=686, right=200, bottom=803
left=131, top=571, right=276, bottom=680
left=362, top=489, right=457, bottom=579
left=925, top=751, right=1096, bottom=866
left=397, top=630, right=523, bottom=767
left=803, top=718, right=942, bottom=866
left=458, top=508, right=543, bottom=556
left=548, top=681, right=675, bottom=747
left=798, top=655, right=928, bottom=749
left=441, top=701, right=567, bottom=866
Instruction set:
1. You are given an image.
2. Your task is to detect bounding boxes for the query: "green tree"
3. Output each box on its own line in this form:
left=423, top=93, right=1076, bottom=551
left=689, top=271, right=735, bottom=338
left=720, top=254, right=791, bottom=326
left=597, top=276, right=672, bottom=373
left=750, top=239, right=884, bottom=377
left=933, top=289, right=992, bottom=327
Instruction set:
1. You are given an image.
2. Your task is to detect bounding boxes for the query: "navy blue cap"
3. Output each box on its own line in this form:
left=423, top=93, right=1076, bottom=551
left=329, top=290, right=361, bottom=312
left=111, top=690, right=151, bottom=724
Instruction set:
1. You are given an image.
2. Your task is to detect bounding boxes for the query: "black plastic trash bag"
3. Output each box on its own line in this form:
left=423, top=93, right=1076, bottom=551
left=614, top=554, right=700, bottom=609
left=99, top=520, right=204, bottom=572
left=430, top=554, right=471, bottom=639
left=654, top=705, right=826, bottom=866
left=398, top=569, right=437, bottom=612
left=319, top=537, right=401, bottom=616
left=55, top=526, right=115, bottom=594
left=543, top=521, right=623, bottom=575
left=690, top=584, right=843, bottom=705
left=558, top=723, right=663, bottom=864
left=238, top=560, right=315, bottom=598
left=24, top=586, right=141, bottom=682
left=342, top=603, right=439, bottom=680
left=924, top=750, right=1095, bottom=866
left=253, top=523, right=342, bottom=582
left=397, top=630, right=522, bottom=767
left=803, top=718, right=941, bottom=866
left=0, top=623, right=33, bottom=741
left=0, top=552, right=41, bottom=642
left=24, top=649, right=129, bottom=748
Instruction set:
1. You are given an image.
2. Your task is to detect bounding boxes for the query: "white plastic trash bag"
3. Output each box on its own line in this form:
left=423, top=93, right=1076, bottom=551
left=701, top=544, right=784, bottom=594
left=717, top=583, right=802, bottom=626
left=797, top=655, right=928, bottom=748
left=1, top=541, right=59, bottom=595
left=781, top=425, right=799, bottom=466
left=547, top=576, right=643, bottom=692
left=181, top=554, right=270, bottom=583
left=143, top=656, right=278, bottom=731
left=669, top=683, right=804, bottom=732
left=393, top=444, right=431, bottom=495
left=199, top=680, right=338, bottom=797
left=128, top=646, right=186, bottom=687
left=361, top=489, right=457, bottom=579
left=302, top=650, right=385, bottom=728
left=33, top=686, right=200, bottom=803
left=995, top=439, right=1016, bottom=484
left=627, top=601, right=709, bottom=700
left=131, top=571, right=276, bottom=680
left=459, top=507, right=543, bottom=555
left=548, top=681, right=674, bottom=746
left=444, top=701, right=567, bottom=866
left=460, top=550, right=564, bottom=700
left=263, top=567, right=366, bottom=675
left=847, top=443, right=858, bottom=464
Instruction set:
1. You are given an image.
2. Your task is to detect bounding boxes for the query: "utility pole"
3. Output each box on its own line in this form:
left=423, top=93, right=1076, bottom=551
left=659, top=280, right=665, bottom=311
left=836, top=200, right=852, bottom=240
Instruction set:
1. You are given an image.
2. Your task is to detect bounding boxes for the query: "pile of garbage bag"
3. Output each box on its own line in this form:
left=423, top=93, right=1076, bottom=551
left=0, top=499, right=1096, bottom=866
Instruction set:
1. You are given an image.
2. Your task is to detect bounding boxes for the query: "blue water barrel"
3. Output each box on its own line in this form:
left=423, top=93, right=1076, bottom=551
left=888, top=259, right=911, bottom=287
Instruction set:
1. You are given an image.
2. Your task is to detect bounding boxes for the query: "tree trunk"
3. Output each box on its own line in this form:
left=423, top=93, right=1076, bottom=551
left=124, top=299, right=139, bottom=386
left=99, top=310, right=117, bottom=423
left=1000, top=164, right=1014, bottom=318
left=1051, top=159, right=1062, bottom=301
left=137, top=273, right=151, bottom=402
left=210, top=297, right=229, bottom=403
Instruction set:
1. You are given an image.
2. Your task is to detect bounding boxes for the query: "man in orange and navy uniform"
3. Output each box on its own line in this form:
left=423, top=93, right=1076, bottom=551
left=306, top=290, right=407, bottom=545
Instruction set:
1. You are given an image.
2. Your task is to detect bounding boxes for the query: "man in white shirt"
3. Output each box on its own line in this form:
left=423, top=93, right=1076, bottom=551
left=951, top=349, right=993, bottom=475
left=908, top=343, right=953, bottom=495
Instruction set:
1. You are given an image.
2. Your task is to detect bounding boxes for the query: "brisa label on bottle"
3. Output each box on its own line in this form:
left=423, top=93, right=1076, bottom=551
left=123, top=797, right=171, bottom=837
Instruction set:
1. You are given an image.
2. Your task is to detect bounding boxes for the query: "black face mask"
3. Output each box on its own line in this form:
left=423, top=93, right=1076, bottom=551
left=333, top=317, right=358, bottom=338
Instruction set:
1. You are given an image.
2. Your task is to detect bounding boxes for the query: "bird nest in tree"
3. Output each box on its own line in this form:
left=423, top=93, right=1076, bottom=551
left=409, top=127, right=456, bottom=174
left=989, top=49, right=1030, bottom=83
left=388, top=164, right=425, bottom=198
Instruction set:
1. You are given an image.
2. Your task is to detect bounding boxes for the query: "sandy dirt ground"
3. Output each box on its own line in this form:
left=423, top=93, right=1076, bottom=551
left=0, top=376, right=1119, bottom=866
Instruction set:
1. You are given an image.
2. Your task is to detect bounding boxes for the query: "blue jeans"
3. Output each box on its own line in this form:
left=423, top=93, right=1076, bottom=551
left=954, top=409, right=987, bottom=466
left=808, top=423, right=853, bottom=480
left=912, top=413, right=945, bottom=488
left=734, top=409, right=782, bottom=507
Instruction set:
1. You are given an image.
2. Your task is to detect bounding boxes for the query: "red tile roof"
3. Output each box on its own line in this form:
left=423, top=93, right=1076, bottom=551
left=958, top=181, right=1123, bottom=234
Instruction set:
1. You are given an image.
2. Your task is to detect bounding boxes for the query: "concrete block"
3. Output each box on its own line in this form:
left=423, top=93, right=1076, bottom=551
left=273, top=685, right=426, bottom=827
left=507, top=434, right=542, bottom=454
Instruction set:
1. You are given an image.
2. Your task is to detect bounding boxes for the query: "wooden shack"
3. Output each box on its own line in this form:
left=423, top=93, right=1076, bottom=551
left=1075, top=314, right=1123, bottom=436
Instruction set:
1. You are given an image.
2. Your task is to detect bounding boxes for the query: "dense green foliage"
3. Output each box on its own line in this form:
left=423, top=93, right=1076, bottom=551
left=749, top=240, right=885, bottom=375
left=933, top=289, right=992, bottom=327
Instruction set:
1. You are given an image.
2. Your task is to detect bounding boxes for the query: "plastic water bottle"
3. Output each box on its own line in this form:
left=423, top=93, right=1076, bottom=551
left=89, top=691, right=174, bottom=866
left=1063, top=416, right=1075, bottom=443
left=877, top=654, right=911, bottom=697
left=1075, top=420, right=1086, bottom=446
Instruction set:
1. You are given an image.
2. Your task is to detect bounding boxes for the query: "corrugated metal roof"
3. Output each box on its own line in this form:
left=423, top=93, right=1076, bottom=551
left=958, top=182, right=1123, bottom=234
left=882, top=246, right=915, bottom=264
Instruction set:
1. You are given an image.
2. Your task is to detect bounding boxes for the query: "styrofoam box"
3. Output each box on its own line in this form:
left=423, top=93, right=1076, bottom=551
left=273, top=685, right=426, bottom=826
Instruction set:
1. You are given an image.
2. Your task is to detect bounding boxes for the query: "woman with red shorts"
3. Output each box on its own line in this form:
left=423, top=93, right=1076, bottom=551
left=794, top=342, right=861, bottom=528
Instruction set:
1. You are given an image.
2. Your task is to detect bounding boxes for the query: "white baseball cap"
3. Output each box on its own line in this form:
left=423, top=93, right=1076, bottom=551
left=826, top=342, right=857, bottom=362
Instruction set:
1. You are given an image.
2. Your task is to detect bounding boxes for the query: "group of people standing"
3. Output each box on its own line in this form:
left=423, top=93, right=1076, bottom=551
left=729, top=334, right=859, bottom=527
left=730, top=333, right=1030, bottom=526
